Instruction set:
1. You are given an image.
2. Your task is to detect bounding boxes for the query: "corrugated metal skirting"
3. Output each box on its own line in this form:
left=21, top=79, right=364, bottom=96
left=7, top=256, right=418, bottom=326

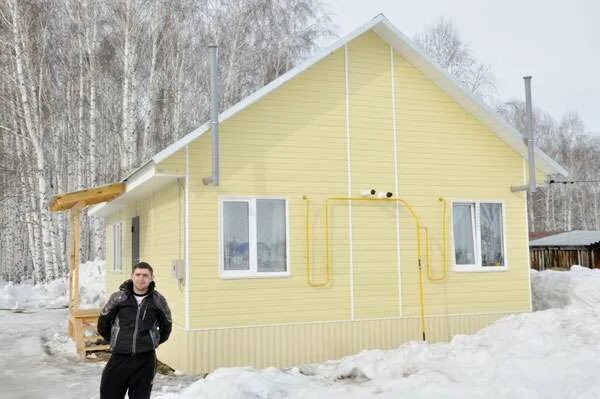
left=178, top=312, right=513, bottom=374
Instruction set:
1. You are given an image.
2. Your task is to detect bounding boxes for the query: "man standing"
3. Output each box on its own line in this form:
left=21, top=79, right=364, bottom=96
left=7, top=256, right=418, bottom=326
left=98, top=261, right=172, bottom=399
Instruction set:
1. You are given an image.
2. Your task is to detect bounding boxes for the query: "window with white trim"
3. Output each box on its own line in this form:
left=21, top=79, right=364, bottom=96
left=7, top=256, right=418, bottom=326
left=220, top=198, right=289, bottom=277
left=112, top=222, right=123, bottom=272
left=452, top=201, right=505, bottom=270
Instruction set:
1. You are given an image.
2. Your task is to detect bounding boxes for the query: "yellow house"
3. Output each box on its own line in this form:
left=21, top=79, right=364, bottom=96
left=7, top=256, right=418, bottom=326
left=88, top=14, right=567, bottom=375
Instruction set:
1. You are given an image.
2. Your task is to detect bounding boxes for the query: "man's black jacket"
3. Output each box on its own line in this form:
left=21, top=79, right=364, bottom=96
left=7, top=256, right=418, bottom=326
left=97, top=280, right=172, bottom=354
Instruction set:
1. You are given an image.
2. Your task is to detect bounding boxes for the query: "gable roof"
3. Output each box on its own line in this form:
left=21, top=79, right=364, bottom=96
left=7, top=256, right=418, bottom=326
left=530, top=230, right=600, bottom=247
left=150, top=13, right=567, bottom=177
left=90, top=14, right=568, bottom=218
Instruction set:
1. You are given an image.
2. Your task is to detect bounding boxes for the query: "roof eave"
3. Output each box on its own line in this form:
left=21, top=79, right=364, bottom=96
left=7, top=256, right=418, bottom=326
left=374, top=18, right=568, bottom=178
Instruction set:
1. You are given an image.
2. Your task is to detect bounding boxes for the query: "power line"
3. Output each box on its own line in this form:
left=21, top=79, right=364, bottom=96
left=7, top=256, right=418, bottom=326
left=548, top=179, right=600, bottom=185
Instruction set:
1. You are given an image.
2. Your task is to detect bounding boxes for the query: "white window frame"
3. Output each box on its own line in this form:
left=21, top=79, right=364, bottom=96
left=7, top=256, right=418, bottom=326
left=218, top=196, right=291, bottom=279
left=450, top=200, right=508, bottom=273
left=112, top=222, right=123, bottom=273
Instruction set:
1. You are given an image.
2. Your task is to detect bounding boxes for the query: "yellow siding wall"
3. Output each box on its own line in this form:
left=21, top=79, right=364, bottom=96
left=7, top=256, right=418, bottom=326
left=187, top=43, right=352, bottom=328
left=156, top=151, right=185, bottom=175
left=97, top=29, right=559, bottom=376
left=104, top=180, right=186, bottom=328
left=387, top=34, right=533, bottom=316
left=182, top=31, right=535, bottom=329
left=109, top=31, right=543, bottom=340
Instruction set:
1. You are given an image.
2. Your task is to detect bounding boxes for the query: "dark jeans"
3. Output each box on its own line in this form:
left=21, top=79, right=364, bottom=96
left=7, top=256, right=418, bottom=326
left=100, top=351, right=157, bottom=399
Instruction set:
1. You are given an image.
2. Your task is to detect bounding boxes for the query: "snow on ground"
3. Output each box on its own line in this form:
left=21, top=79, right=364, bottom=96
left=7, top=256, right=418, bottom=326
left=531, top=265, right=600, bottom=310
left=155, top=266, right=600, bottom=399
left=1, top=264, right=600, bottom=398
left=0, top=259, right=106, bottom=310
left=155, top=306, right=600, bottom=399
left=0, top=309, right=104, bottom=399
left=0, top=308, right=195, bottom=399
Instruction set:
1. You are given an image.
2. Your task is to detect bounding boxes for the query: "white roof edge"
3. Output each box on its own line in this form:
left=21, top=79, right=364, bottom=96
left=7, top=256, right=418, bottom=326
left=151, top=13, right=566, bottom=176
left=530, top=230, right=600, bottom=247
left=88, top=156, right=157, bottom=218
left=122, top=158, right=155, bottom=182
left=152, top=14, right=387, bottom=164
left=88, top=162, right=157, bottom=218
left=87, top=201, right=106, bottom=217
left=375, top=18, right=567, bottom=177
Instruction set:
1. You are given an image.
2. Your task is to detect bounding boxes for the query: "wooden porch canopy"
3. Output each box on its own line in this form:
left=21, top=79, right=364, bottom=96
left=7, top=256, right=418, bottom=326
left=49, top=182, right=125, bottom=212
left=49, top=182, right=124, bottom=355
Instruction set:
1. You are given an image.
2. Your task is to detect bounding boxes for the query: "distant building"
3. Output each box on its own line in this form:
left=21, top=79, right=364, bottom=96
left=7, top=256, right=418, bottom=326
left=530, top=230, right=600, bottom=270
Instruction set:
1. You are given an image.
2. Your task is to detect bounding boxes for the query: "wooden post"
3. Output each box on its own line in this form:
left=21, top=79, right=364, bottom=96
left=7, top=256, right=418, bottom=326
left=69, top=201, right=85, bottom=312
left=50, top=183, right=125, bottom=355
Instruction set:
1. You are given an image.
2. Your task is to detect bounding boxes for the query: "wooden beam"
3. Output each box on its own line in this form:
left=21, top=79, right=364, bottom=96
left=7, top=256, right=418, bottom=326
left=49, top=182, right=125, bottom=212
left=70, top=204, right=82, bottom=311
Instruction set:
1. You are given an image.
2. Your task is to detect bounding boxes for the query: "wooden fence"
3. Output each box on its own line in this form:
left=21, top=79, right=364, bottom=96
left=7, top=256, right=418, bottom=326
left=530, top=246, right=600, bottom=270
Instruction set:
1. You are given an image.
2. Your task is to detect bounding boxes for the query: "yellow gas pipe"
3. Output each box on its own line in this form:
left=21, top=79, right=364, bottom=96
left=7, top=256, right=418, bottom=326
left=303, top=196, right=331, bottom=287
left=303, top=196, right=428, bottom=341
left=421, top=198, right=449, bottom=281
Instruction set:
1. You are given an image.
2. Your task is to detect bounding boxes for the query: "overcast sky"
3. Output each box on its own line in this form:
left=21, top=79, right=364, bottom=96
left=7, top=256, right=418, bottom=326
left=324, top=0, right=600, bottom=135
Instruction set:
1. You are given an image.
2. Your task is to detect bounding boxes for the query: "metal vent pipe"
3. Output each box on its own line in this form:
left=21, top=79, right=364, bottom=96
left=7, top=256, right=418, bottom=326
left=524, top=76, right=536, bottom=193
left=511, top=76, right=537, bottom=193
left=203, top=45, right=220, bottom=186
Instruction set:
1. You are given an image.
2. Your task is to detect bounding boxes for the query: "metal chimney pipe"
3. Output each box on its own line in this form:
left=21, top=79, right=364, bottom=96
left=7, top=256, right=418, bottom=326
left=524, top=76, right=536, bottom=193
left=203, top=45, right=220, bottom=186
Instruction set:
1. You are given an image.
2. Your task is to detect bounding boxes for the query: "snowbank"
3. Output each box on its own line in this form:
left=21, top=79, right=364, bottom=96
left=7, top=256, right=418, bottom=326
left=0, top=259, right=106, bottom=310
left=155, top=266, right=600, bottom=399
left=156, top=304, right=600, bottom=398
left=531, top=265, right=600, bottom=310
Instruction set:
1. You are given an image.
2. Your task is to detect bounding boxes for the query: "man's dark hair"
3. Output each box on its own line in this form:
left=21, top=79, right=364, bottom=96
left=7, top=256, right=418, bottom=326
left=132, top=261, right=153, bottom=276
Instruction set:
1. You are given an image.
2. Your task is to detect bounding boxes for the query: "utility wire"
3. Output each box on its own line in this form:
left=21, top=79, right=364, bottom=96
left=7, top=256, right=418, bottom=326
left=548, top=179, right=600, bottom=185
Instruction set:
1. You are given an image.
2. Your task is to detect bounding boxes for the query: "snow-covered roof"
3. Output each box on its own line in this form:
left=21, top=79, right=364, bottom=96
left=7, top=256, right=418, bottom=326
left=150, top=13, right=567, bottom=177
left=530, top=230, right=600, bottom=247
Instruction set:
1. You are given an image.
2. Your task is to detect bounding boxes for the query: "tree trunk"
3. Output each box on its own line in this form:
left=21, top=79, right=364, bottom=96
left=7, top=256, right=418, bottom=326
left=120, top=0, right=135, bottom=175
left=10, top=0, right=57, bottom=281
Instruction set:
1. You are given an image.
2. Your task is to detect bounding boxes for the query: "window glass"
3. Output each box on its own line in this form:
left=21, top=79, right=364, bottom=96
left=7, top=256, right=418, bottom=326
left=480, top=203, right=504, bottom=266
left=453, top=203, right=476, bottom=265
left=257, top=200, right=287, bottom=272
left=223, top=202, right=250, bottom=270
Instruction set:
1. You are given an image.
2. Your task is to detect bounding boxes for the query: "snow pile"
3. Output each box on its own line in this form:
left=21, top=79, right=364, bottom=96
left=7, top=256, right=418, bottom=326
left=0, top=278, right=67, bottom=310
left=0, top=259, right=106, bottom=310
left=531, top=265, right=600, bottom=310
left=155, top=266, right=600, bottom=399
left=157, top=306, right=600, bottom=399
left=78, top=259, right=107, bottom=309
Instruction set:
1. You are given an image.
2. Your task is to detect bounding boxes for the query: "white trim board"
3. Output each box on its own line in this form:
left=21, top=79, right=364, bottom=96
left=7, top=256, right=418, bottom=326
left=344, top=44, right=356, bottom=321
left=88, top=164, right=184, bottom=217
left=185, top=145, right=190, bottom=330
left=390, top=44, right=403, bottom=318
left=185, top=310, right=526, bottom=332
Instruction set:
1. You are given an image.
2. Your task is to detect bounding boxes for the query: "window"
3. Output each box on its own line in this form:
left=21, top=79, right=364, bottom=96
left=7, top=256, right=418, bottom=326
left=112, top=222, right=123, bottom=272
left=452, top=201, right=505, bottom=271
left=220, top=198, right=289, bottom=278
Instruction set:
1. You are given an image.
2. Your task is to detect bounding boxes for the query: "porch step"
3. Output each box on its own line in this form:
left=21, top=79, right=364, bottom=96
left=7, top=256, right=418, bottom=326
left=86, top=344, right=111, bottom=352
